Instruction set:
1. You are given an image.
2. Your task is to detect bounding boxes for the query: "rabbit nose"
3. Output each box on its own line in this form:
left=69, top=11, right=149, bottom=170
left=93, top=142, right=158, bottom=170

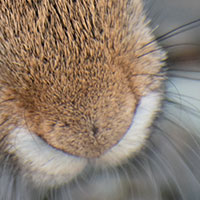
left=92, top=125, right=99, bottom=136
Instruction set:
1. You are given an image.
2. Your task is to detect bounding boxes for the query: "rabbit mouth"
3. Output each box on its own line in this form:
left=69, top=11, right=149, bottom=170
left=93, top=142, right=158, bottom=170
left=6, top=90, right=162, bottom=187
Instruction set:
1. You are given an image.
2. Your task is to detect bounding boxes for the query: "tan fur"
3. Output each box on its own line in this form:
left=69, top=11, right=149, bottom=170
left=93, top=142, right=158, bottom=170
left=0, top=0, right=166, bottom=158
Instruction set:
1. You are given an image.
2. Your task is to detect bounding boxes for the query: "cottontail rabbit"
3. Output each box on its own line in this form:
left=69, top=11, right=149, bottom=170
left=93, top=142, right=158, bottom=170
left=0, top=0, right=199, bottom=200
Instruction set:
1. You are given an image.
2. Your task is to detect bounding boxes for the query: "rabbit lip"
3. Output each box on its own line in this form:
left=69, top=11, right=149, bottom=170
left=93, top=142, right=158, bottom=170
left=46, top=131, right=128, bottom=159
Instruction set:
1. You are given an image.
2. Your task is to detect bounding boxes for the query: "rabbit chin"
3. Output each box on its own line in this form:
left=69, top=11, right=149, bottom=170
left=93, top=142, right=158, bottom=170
left=7, top=91, right=162, bottom=187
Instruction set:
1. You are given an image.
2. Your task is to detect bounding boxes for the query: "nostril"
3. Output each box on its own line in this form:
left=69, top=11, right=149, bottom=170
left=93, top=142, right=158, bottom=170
left=92, top=125, right=99, bottom=136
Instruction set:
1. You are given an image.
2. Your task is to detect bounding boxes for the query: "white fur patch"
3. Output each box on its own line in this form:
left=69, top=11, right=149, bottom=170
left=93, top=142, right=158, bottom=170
left=8, top=128, right=87, bottom=187
left=98, top=91, right=162, bottom=166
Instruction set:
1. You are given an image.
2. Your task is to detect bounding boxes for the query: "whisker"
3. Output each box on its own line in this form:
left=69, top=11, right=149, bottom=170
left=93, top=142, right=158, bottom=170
left=153, top=122, right=200, bottom=158
left=142, top=18, right=200, bottom=48
left=166, top=89, right=200, bottom=102
left=140, top=146, right=182, bottom=200
left=118, top=163, right=135, bottom=199
left=167, top=74, right=200, bottom=81
left=167, top=91, right=200, bottom=103
left=157, top=24, right=200, bottom=43
left=131, top=73, right=165, bottom=78
left=152, top=123, right=200, bottom=187
left=137, top=43, right=200, bottom=58
left=164, top=97, right=200, bottom=117
left=160, top=115, right=200, bottom=149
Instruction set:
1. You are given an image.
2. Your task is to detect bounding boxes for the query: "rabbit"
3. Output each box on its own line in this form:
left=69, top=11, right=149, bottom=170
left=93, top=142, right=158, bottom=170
left=0, top=0, right=200, bottom=199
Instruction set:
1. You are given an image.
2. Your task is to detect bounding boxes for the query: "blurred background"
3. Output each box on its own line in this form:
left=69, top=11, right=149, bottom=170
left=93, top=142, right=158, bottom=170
left=146, top=0, right=200, bottom=44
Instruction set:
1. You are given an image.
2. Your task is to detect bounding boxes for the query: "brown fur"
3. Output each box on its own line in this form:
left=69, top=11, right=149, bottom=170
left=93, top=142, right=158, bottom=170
left=0, top=0, right=165, bottom=158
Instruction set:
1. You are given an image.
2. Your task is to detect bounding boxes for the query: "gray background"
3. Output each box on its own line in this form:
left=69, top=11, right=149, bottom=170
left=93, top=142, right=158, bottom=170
left=145, top=0, right=200, bottom=44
